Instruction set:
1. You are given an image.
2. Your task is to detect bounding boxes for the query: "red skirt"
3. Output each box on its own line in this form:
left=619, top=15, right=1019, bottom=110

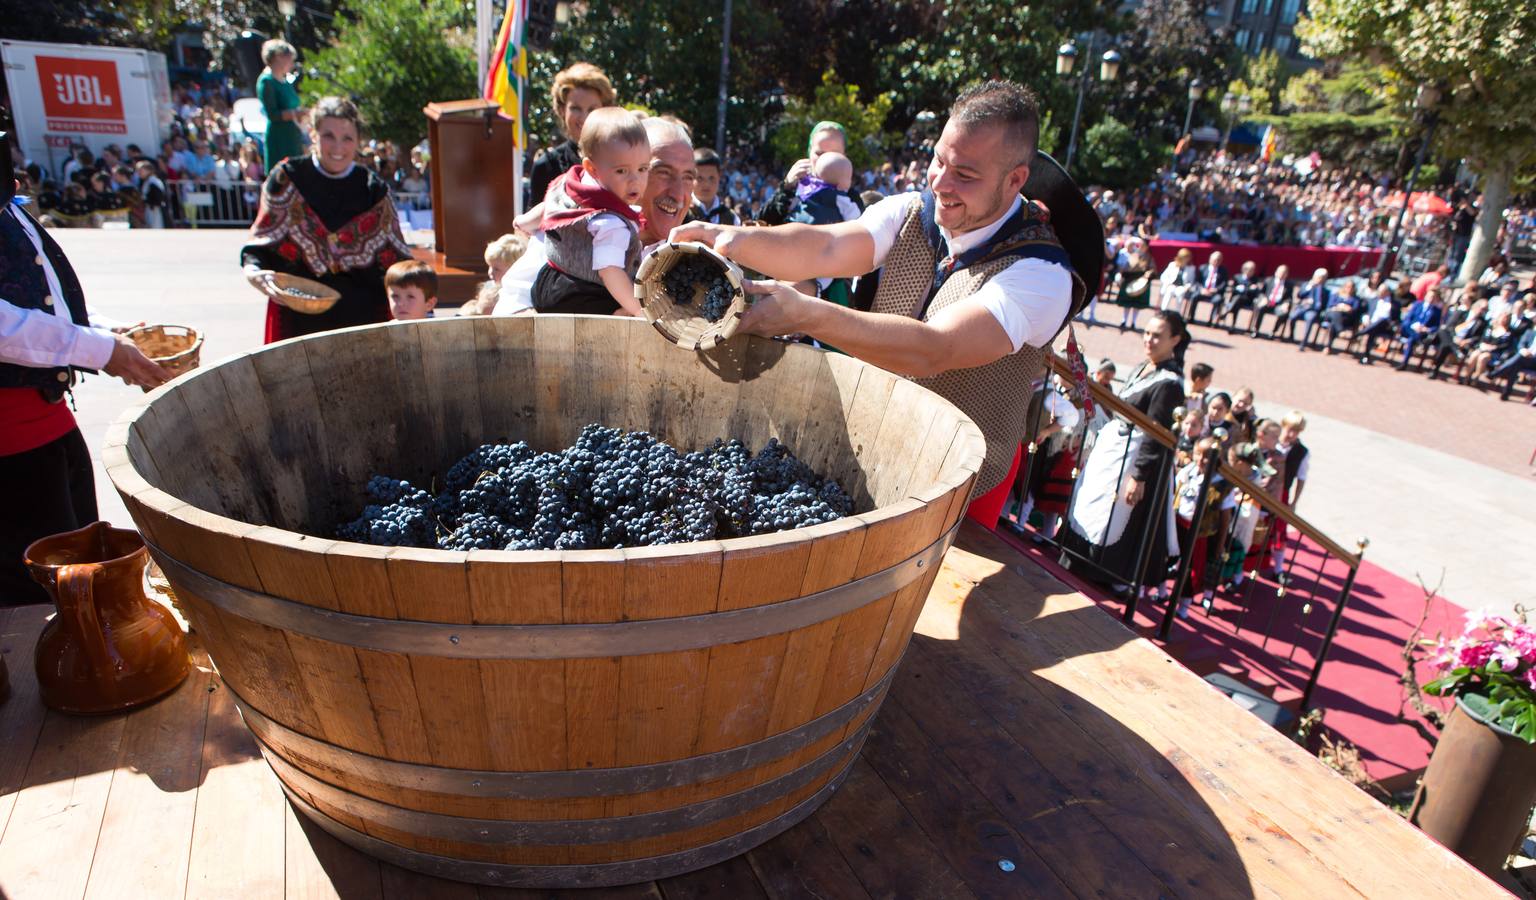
left=1033, top=449, right=1077, bottom=516
left=1176, top=514, right=1210, bottom=596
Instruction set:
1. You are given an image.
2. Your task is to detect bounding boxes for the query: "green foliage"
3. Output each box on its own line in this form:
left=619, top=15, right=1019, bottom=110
left=301, top=0, right=476, bottom=150
left=529, top=0, right=808, bottom=154
left=874, top=0, right=1114, bottom=143
left=1108, top=0, right=1241, bottom=142
left=767, top=71, right=894, bottom=171
left=1075, top=116, right=1164, bottom=190
left=1300, top=0, right=1536, bottom=174
left=1257, top=111, right=1403, bottom=170
left=1241, top=49, right=1289, bottom=115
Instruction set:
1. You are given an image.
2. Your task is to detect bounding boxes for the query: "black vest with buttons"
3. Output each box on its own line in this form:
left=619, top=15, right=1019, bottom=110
left=0, top=201, right=94, bottom=401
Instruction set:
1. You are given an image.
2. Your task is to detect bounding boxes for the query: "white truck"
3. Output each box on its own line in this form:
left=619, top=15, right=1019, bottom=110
left=2, top=39, right=174, bottom=178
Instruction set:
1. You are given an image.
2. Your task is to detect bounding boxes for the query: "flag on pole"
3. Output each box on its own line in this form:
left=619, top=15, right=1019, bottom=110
left=484, top=0, right=528, bottom=149
left=1260, top=125, right=1277, bottom=164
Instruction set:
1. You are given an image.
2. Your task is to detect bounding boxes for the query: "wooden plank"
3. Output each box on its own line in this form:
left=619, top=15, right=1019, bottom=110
left=744, top=808, right=874, bottom=900
left=897, top=637, right=1232, bottom=899
left=472, top=315, right=538, bottom=445
left=82, top=660, right=214, bottom=900
left=573, top=314, right=632, bottom=433
left=214, top=353, right=313, bottom=530
left=416, top=318, right=487, bottom=474
left=859, top=376, right=939, bottom=509
left=727, top=336, right=820, bottom=454
left=247, top=528, right=388, bottom=757
left=561, top=550, right=625, bottom=790
left=0, top=605, right=49, bottom=837
left=153, top=371, right=263, bottom=520
left=186, top=678, right=287, bottom=900
left=860, top=700, right=1076, bottom=899
left=479, top=657, right=568, bottom=772
left=656, top=852, right=768, bottom=900
left=0, top=710, right=127, bottom=899
left=244, top=340, right=342, bottom=533
left=466, top=549, right=562, bottom=624
left=533, top=313, right=580, bottom=450
left=763, top=518, right=866, bottom=735
left=812, top=760, right=977, bottom=900
left=480, top=883, right=664, bottom=900
left=284, top=800, right=384, bottom=900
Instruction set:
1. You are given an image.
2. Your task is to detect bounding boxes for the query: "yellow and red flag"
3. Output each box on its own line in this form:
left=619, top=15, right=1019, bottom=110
left=484, top=1, right=528, bottom=149
left=1260, top=125, right=1277, bottom=164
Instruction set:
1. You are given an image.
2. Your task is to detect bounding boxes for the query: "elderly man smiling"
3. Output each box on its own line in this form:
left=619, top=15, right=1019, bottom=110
left=498, top=117, right=696, bottom=316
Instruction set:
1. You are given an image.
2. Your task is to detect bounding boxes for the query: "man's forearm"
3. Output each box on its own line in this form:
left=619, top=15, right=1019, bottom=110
left=725, top=224, right=865, bottom=282
left=799, top=301, right=953, bottom=377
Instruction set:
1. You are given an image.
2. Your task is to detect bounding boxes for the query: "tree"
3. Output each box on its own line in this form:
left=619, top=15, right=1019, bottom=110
left=1258, top=61, right=1407, bottom=170
left=767, top=70, right=895, bottom=171
left=1108, top=0, right=1240, bottom=143
left=876, top=0, right=1116, bottom=142
left=1076, top=116, right=1164, bottom=190
left=528, top=0, right=819, bottom=154
left=301, top=0, right=476, bottom=150
left=1301, top=0, right=1536, bottom=282
left=1241, top=49, right=1289, bottom=116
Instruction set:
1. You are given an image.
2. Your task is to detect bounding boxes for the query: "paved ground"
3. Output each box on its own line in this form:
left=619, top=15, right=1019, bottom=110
left=51, top=228, right=1536, bottom=617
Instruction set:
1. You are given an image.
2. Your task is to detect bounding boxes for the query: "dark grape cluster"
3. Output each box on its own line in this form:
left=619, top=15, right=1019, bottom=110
left=337, top=426, right=852, bottom=551
left=661, top=254, right=736, bottom=323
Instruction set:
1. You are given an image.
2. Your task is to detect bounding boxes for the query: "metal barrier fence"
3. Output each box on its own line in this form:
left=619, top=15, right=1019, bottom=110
left=165, top=181, right=431, bottom=228
left=1014, top=351, right=1367, bottom=722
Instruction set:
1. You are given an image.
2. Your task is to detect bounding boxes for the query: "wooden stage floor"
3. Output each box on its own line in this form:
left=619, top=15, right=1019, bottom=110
left=0, top=524, right=1502, bottom=899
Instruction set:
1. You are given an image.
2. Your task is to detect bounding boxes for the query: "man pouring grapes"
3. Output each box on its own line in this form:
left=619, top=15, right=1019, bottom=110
left=671, top=80, right=1085, bottom=526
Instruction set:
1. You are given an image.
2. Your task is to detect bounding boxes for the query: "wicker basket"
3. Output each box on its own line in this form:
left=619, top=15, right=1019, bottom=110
left=264, top=272, right=342, bottom=315
left=126, top=324, right=203, bottom=376
left=635, top=241, right=747, bottom=351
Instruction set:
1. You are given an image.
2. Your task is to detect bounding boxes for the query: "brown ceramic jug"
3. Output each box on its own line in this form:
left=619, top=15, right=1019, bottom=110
left=26, top=522, right=191, bottom=714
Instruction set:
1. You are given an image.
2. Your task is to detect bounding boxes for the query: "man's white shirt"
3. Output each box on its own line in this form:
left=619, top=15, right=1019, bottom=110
left=856, top=192, right=1072, bottom=353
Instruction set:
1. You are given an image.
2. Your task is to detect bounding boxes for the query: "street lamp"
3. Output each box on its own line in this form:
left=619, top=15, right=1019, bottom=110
left=1058, top=38, right=1120, bottom=174
left=276, top=0, right=296, bottom=43
left=1220, top=92, right=1252, bottom=156
left=1380, top=83, right=1443, bottom=276
left=1181, top=77, right=1205, bottom=139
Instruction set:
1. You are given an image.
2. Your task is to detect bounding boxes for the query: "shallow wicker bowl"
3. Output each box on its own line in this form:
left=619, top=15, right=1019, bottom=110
left=266, top=272, right=341, bottom=315
left=635, top=241, right=748, bottom=351
left=126, top=324, right=203, bottom=376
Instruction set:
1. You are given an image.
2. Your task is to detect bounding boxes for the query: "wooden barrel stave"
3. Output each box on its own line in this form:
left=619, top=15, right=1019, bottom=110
left=107, top=317, right=982, bottom=884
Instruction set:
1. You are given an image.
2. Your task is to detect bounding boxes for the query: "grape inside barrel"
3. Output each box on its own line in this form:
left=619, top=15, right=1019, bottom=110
left=102, top=315, right=982, bottom=888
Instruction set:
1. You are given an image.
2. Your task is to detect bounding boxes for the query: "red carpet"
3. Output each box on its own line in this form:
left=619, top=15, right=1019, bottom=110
left=994, top=525, right=1468, bottom=786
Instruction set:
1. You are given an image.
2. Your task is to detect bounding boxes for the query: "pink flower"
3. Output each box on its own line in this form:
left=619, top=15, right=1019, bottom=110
left=1526, top=668, right=1536, bottom=692
left=1512, top=627, right=1536, bottom=665
left=1492, top=643, right=1522, bottom=672
left=1457, top=641, right=1493, bottom=669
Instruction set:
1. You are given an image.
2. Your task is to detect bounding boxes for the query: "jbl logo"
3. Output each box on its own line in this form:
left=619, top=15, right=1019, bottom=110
left=37, top=56, right=124, bottom=120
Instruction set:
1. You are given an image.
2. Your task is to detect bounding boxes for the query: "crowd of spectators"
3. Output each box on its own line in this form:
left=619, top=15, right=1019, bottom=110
left=5, top=75, right=432, bottom=230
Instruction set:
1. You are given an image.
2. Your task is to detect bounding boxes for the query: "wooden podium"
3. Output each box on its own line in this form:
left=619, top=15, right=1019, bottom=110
left=415, top=99, right=518, bottom=304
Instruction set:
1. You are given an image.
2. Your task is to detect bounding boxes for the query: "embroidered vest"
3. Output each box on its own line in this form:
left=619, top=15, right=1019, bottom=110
left=871, top=193, right=1083, bottom=493
left=542, top=175, right=644, bottom=289
left=0, top=202, right=93, bottom=399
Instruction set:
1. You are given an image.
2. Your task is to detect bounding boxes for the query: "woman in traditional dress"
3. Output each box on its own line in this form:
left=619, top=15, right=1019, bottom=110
left=1059, top=309, right=1190, bottom=594
left=240, top=96, right=412, bottom=343
left=256, top=40, right=305, bottom=173
left=1113, top=236, right=1154, bottom=331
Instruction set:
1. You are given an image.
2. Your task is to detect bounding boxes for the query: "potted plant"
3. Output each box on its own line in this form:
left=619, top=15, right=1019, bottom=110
left=1408, top=610, right=1536, bottom=877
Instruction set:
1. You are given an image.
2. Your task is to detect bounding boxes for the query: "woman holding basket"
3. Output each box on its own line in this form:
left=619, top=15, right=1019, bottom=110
left=240, top=97, right=412, bottom=343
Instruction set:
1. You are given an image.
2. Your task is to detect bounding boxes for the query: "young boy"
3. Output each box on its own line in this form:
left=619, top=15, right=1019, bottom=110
left=689, top=148, right=740, bottom=225
left=1269, top=411, right=1310, bottom=579
left=385, top=259, right=438, bottom=320
left=523, top=107, right=650, bottom=316
left=1186, top=362, right=1214, bottom=416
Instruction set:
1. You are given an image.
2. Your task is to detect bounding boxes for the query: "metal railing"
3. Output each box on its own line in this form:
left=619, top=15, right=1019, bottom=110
left=164, top=181, right=431, bottom=228
left=1018, top=350, right=1367, bottom=718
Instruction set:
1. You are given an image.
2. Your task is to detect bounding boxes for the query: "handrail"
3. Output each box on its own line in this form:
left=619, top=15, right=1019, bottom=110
left=1044, top=351, right=1362, bottom=568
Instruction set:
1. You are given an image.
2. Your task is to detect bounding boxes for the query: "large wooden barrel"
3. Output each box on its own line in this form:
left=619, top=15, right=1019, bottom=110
left=103, top=315, right=981, bottom=888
